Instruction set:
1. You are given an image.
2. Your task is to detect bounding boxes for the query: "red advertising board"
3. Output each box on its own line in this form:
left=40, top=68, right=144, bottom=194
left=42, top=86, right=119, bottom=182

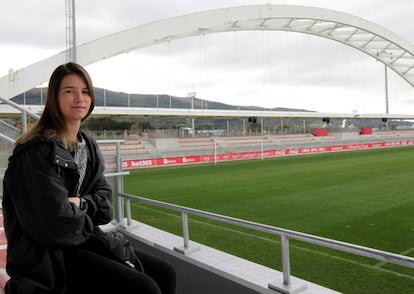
left=106, top=140, right=414, bottom=170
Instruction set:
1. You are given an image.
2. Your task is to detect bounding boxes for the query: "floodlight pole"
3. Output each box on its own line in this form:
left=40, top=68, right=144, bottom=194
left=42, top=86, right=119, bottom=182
left=382, top=50, right=392, bottom=130
left=384, top=64, right=389, bottom=115
left=188, top=91, right=196, bottom=137
left=65, top=0, right=77, bottom=62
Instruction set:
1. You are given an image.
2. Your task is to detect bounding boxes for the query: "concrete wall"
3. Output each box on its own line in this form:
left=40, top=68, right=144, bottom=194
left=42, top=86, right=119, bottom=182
left=129, top=238, right=261, bottom=294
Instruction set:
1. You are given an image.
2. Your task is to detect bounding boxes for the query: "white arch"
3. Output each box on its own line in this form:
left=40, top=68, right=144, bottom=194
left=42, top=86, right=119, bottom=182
left=1, top=4, right=414, bottom=100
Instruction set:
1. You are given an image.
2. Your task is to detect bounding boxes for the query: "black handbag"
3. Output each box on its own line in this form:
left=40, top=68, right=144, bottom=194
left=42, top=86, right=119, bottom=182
left=84, top=227, right=145, bottom=273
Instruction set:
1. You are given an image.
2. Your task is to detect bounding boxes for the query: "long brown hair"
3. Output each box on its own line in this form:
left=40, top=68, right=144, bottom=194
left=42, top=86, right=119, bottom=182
left=16, top=62, right=96, bottom=147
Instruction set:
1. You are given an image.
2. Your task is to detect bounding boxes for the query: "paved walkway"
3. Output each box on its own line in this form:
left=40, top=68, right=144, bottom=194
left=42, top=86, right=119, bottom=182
left=0, top=208, right=9, bottom=293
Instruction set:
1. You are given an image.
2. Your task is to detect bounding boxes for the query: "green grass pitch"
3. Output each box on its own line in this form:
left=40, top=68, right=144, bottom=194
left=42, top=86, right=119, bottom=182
left=123, top=146, right=414, bottom=294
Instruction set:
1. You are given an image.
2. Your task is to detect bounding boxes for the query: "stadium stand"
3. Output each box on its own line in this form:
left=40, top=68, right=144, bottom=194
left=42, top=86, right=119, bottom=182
left=111, top=130, right=414, bottom=160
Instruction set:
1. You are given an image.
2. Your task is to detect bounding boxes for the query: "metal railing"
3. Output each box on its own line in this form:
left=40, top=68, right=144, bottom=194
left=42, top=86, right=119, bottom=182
left=0, top=97, right=40, bottom=133
left=105, top=139, right=414, bottom=292
left=96, top=139, right=130, bottom=226
left=115, top=192, right=414, bottom=292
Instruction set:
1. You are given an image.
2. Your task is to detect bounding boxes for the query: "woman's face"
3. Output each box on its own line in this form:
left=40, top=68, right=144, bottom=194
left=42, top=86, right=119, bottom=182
left=58, top=73, right=92, bottom=125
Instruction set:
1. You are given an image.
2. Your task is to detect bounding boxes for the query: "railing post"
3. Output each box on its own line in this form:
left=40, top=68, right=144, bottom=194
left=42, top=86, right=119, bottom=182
left=174, top=210, right=200, bottom=254
left=268, top=235, right=307, bottom=293
left=116, top=141, right=125, bottom=227
left=21, top=111, right=27, bottom=133
left=182, top=211, right=190, bottom=249
left=126, top=198, right=131, bottom=226
left=281, top=235, right=291, bottom=286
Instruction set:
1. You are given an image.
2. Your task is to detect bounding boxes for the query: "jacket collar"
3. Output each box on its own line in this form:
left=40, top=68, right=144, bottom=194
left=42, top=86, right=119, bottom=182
left=12, top=134, right=78, bottom=170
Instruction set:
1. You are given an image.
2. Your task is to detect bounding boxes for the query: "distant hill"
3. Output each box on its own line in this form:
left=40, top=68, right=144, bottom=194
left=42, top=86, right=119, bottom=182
left=10, top=87, right=412, bottom=129
left=10, top=87, right=312, bottom=112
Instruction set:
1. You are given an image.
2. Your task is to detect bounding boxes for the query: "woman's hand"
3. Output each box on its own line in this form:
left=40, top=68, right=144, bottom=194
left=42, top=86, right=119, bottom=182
left=68, top=197, right=88, bottom=212
left=68, top=197, right=80, bottom=207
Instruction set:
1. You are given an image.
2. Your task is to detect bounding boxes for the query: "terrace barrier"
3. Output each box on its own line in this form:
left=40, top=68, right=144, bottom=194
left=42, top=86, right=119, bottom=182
left=116, top=192, right=414, bottom=293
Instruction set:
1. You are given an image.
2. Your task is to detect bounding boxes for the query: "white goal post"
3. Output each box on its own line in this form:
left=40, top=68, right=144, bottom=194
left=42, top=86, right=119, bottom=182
left=213, top=139, right=264, bottom=164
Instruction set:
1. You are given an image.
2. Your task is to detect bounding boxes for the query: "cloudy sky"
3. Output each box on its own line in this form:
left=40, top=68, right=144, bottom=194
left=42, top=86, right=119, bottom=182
left=1, top=0, right=413, bottom=114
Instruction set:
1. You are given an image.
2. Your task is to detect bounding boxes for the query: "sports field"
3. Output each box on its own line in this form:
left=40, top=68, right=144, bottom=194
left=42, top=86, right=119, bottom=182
left=123, top=146, right=414, bottom=294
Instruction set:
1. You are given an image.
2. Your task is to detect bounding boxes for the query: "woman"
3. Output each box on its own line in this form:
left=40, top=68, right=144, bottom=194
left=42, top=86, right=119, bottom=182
left=2, top=62, right=176, bottom=294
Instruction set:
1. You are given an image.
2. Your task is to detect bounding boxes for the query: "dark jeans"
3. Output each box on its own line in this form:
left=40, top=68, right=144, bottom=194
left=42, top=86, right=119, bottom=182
left=63, top=248, right=176, bottom=294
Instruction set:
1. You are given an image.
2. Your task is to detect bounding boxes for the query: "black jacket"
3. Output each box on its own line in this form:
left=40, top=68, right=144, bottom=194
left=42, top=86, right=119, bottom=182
left=2, top=131, right=113, bottom=293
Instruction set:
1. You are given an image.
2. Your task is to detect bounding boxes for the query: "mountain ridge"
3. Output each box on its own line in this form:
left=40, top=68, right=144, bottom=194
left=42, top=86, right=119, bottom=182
left=10, top=87, right=312, bottom=112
